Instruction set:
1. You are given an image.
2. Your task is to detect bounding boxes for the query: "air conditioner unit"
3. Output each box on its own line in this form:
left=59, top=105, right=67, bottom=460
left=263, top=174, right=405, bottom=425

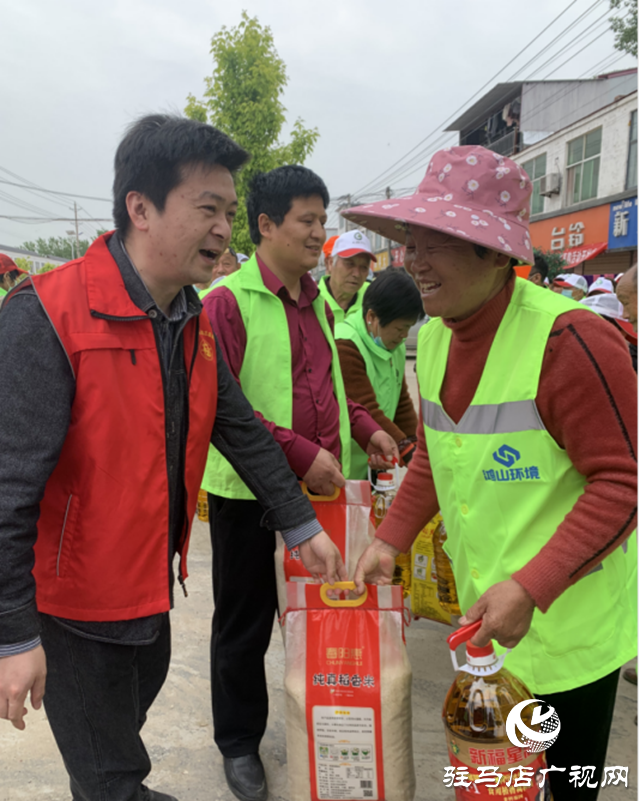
left=539, top=173, right=561, bottom=197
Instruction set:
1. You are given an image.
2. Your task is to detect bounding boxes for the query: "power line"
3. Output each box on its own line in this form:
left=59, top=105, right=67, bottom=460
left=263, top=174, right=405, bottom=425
left=350, top=0, right=597, bottom=197
left=0, top=174, right=111, bottom=203
left=353, top=0, right=608, bottom=195
left=358, top=39, right=630, bottom=196
left=0, top=215, right=113, bottom=223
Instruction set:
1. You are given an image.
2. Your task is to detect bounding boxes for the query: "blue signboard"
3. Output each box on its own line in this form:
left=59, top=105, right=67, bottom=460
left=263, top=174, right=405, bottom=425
left=608, top=196, right=638, bottom=250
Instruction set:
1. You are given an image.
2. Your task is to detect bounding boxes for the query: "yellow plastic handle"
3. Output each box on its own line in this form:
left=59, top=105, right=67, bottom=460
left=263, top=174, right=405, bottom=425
left=300, top=482, right=341, bottom=502
left=320, top=581, right=368, bottom=607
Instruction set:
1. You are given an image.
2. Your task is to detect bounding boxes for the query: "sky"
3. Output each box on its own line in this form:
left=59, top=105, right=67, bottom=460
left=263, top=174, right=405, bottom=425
left=0, top=0, right=637, bottom=248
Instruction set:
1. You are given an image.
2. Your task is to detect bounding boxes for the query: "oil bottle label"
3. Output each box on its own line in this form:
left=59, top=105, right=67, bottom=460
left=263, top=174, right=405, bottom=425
left=447, top=736, right=548, bottom=800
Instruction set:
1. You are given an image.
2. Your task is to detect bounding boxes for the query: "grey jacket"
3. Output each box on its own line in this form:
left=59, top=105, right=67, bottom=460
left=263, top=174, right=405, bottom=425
left=0, top=234, right=321, bottom=650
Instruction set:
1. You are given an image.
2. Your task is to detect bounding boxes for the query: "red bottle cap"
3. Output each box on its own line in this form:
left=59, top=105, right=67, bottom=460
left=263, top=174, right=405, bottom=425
left=377, top=472, right=393, bottom=480
left=467, top=642, right=495, bottom=658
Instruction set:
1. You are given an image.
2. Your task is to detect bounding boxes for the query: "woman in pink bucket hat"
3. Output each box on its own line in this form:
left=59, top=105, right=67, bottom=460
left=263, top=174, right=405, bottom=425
left=351, top=146, right=637, bottom=800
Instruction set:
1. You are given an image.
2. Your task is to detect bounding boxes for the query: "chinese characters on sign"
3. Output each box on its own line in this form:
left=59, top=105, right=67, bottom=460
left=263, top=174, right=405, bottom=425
left=608, top=197, right=638, bottom=250
left=551, top=221, right=585, bottom=250
left=443, top=765, right=628, bottom=790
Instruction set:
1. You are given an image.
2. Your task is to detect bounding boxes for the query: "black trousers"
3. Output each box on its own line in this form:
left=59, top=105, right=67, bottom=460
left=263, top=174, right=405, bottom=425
left=40, top=613, right=172, bottom=801
left=539, top=668, right=621, bottom=800
left=209, top=494, right=278, bottom=758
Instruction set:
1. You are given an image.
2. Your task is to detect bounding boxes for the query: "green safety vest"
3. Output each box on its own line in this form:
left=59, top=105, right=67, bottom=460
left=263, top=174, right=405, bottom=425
left=416, top=277, right=636, bottom=694
left=318, top=275, right=366, bottom=325
left=335, top=312, right=406, bottom=480
left=0, top=287, right=6, bottom=299
left=201, top=254, right=352, bottom=499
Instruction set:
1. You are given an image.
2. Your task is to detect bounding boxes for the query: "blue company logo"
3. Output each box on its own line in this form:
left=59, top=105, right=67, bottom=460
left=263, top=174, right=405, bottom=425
left=492, top=444, right=521, bottom=468
left=484, top=444, right=541, bottom=483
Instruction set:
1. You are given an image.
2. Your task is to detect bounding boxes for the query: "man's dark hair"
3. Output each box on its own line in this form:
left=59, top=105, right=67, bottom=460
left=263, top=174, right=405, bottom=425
left=113, top=114, right=249, bottom=235
left=363, top=268, right=425, bottom=327
left=473, top=244, right=519, bottom=270
left=246, top=165, right=329, bottom=245
left=530, top=253, right=549, bottom=281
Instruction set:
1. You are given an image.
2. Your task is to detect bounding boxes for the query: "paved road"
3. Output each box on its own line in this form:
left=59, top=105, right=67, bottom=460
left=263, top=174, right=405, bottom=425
left=0, top=359, right=636, bottom=799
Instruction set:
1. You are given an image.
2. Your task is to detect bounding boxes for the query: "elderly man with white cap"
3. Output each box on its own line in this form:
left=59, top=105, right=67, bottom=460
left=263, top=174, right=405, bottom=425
left=318, top=229, right=376, bottom=324
left=348, top=145, right=636, bottom=800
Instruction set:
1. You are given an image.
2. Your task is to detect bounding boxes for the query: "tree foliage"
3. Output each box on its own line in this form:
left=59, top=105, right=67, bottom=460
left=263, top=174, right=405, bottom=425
left=22, top=230, right=108, bottom=260
left=38, top=262, right=59, bottom=273
left=534, top=247, right=567, bottom=283
left=185, top=11, right=319, bottom=255
left=610, top=0, right=638, bottom=58
left=14, top=257, right=32, bottom=272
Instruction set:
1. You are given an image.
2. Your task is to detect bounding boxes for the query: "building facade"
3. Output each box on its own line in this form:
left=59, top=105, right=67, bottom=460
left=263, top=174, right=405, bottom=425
left=447, top=69, right=638, bottom=276
left=0, top=244, right=68, bottom=273
left=512, top=90, right=637, bottom=275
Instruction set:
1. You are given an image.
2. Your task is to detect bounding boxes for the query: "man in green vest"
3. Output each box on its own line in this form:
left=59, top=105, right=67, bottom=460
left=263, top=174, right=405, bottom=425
left=317, top=229, right=374, bottom=324
left=202, top=165, right=397, bottom=801
left=348, top=146, right=637, bottom=800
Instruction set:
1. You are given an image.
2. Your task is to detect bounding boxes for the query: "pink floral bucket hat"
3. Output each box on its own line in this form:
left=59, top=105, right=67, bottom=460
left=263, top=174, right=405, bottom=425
left=342, top=145, right=534, bottom=264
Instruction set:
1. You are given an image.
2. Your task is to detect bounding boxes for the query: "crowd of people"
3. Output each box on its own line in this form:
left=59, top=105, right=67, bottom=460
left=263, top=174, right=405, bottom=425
left=0, top=114, right=636, bottom=801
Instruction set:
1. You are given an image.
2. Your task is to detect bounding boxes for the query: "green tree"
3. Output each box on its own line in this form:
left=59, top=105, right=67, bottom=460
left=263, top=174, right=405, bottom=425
left=185, top=11, right=319, bottom=256
left=610, top=0, right=638, bottom=58
left=38, top=262, right=59, bottom=273
left=14, top=256, right=32, bottom=272
left=533, top=248, right=567, bottom=283
left=22, top=230, right=108, bottom=260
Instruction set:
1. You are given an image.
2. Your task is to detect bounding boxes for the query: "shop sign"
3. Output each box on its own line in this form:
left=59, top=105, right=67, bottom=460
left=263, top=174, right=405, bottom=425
left=528, top=205, right=610, bottom=254
left=608, top=197, right=638, bottom=251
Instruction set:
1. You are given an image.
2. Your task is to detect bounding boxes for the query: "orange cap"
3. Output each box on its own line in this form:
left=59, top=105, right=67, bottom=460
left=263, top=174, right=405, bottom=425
left=323, top=235, right=339, bottom=259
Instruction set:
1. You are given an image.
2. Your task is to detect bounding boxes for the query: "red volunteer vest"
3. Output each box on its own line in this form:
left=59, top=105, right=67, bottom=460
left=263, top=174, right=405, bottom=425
left=13, top=233, right=218, bottom=621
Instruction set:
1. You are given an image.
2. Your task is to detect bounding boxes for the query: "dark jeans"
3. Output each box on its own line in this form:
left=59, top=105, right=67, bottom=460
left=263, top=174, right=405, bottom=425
left=40, top=613, right=172, bottom=801
left=540, top=668, right=621, bottom=800
left=209, top=494, right=278, bottom=758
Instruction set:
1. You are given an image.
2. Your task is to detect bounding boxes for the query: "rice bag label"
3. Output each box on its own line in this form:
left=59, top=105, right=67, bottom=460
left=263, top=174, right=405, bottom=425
left=313, top=706, right=378, bottom=800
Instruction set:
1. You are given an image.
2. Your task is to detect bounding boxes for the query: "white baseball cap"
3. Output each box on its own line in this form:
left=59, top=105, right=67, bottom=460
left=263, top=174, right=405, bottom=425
left=581, top=293, right=637, bottom=339
left=554, top=274, right=588, bottom=293
left=332, top=230, right=377, bottom=262
left=587, top=276, right=614, bottom=296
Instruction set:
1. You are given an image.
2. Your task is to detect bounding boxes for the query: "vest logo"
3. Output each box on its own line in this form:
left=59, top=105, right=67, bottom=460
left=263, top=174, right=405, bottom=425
left=484, top=444, right=541, bottom=483
left=493, top=444, right=521, bottom=467
left=200, top=339, right=214, bottom=361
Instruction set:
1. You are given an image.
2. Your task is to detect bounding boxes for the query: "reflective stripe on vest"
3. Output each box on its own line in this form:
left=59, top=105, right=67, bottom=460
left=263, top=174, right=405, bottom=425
left=421, top=398, right=545, bottom=435
left=416, top=277, right=636, bottom=695
left=201, top=254, right=352, bottom=499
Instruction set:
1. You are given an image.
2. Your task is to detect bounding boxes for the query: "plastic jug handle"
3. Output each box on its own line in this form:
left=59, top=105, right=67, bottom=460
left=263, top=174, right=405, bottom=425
left=446, top=620, right=482, bottom=651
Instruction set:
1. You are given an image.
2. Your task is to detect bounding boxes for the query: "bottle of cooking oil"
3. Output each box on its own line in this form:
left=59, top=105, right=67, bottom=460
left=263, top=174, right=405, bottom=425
left=443, top=621, right=554, bottom=800
left=197, top=488, right=209, bottom=523
left=432, top=520, right=461, bottom=616
left=372, top=471, right=396, bottom=528
left=370, top=470, right=411, bottom=597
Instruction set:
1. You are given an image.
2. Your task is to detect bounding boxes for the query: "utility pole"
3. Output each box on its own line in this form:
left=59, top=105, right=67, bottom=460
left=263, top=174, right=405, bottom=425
left=385, top=187, right=393, bottom=267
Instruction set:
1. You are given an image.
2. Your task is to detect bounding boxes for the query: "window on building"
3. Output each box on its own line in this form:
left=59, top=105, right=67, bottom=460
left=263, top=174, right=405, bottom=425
left=566, top=127, right=601, bottom=204
left=521, top=153, right=547, bottom=215
left=626, top=110, right=637, bottom=190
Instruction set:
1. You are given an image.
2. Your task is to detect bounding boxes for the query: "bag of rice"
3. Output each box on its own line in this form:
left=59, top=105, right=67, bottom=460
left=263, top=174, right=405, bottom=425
left=409, top=514, right=453, bottom=626
left=283, top=581, right=415, bottom=801
left=275, top=481, right=374, bottom=621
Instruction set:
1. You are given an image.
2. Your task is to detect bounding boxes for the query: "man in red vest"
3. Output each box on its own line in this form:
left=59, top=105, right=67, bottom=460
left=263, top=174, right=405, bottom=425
left=0, top=114, right=345, bottom=801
